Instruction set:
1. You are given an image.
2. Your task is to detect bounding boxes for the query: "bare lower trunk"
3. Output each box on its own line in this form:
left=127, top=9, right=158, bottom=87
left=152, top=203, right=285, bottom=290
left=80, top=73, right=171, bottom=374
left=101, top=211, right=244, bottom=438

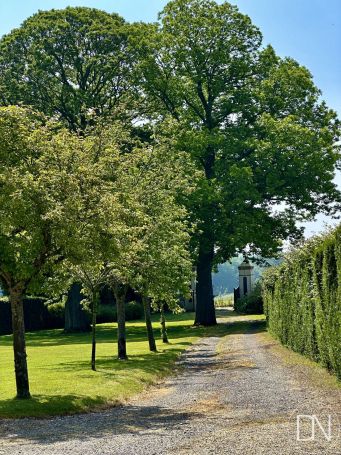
left=194, top=241, right=217, bottom=326
left=9, top=285, right=30, bottom=399
left=143, top=297, right=157, bottom=352
left=91, top=293, right=99, bottom=371
left=113, top=283, right=128, bottom=360
left=160, top=306, right=169, bottom=343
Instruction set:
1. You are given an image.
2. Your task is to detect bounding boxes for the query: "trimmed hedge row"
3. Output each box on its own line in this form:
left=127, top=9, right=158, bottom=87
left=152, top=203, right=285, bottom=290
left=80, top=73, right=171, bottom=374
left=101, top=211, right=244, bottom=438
left=262, top=225, right=341, bottom=379
left=0, top=298, right=145, bottom=335
left=0, top=297, right=64, bottom=335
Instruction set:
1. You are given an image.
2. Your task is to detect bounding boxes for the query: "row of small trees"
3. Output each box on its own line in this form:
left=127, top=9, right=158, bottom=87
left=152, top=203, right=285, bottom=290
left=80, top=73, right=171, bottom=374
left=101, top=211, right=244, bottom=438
left=0, top=107, right=195, bottom=398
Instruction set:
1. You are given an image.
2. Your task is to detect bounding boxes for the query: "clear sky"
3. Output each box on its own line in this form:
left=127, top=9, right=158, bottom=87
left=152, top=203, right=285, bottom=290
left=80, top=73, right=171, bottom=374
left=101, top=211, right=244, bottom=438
left=0, top=0, right=340, bottom=235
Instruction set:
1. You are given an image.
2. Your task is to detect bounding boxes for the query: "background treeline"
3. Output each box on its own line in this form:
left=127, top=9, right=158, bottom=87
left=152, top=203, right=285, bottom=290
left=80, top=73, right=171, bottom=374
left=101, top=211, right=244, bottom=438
left=262, top=225, right=341, bottom=379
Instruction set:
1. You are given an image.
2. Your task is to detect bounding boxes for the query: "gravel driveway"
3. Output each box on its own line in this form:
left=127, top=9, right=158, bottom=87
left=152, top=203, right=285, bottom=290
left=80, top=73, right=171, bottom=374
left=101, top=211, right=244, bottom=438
left=0, top=313, right=340, bottom=455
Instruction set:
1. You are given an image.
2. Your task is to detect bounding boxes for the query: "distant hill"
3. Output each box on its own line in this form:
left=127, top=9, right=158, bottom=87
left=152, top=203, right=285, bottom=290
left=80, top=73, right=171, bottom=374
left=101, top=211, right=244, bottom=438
left=212, top=256, right=281, bottom=296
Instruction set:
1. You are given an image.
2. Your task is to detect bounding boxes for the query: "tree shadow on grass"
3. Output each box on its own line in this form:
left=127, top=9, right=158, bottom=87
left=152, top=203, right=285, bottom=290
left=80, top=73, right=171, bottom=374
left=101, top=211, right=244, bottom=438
left=49, top=346, right=191, bottom=377
left=0, top=394, right=108, bottom=420
left=28, top=320, right=265, bottom=378
left=197, top=319, right=266, bottom=339
left=0, top=308, right=262, bottom=347
left=0, top=325, right=195, bottom=347
left=0, top=316, right=266, bottom=440
left=0, top=400, right=204, bottom=444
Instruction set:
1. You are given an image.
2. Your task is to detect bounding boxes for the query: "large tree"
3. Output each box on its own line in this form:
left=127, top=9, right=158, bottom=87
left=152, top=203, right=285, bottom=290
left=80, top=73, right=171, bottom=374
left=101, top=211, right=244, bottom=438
left=0, top=7, right=134, bottom=131
left=135, top=0, right=340, bottom=325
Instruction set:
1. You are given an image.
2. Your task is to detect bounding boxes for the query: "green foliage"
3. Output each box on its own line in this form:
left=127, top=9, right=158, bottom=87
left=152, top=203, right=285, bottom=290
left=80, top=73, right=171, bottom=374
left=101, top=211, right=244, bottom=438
left=45, top=301, right=65, bottom=320
left=136, top=0, right=340, bottom=264
left=101, top=133, right=196, bottom=312
left=134, top=0, right=340, bottom=324
left=234, top=282, right=263, bottom=314
left=96, top=304, right=117, bottom=323
left=0, top=106, right=122, bottom=295
left=262, top=226, right=341, bottom=379
left=125, top=301, right=144, bottom=320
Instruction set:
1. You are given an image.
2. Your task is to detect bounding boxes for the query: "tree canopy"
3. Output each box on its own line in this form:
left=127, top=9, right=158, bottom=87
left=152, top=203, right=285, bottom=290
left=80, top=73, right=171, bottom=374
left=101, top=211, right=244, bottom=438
left=0, top=7, right=134, bottom=131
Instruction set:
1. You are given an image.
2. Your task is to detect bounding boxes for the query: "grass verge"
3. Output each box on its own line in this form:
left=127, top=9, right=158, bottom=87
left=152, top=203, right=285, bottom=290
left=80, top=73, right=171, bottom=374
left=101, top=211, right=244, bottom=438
left=258, top=331, right=341, bottom=390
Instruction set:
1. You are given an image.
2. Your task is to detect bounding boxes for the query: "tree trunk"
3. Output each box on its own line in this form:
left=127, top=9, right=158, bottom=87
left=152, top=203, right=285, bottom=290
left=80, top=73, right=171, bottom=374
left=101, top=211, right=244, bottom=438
left=64, top=283, right=90, bottom=333
left=9, top=285, right=30, bottom=399
left=114, top=284, right=128, bottom=360
left=91, top=292, right=99, bottom=371
left=143, top=297, right=157, bottom=352
left=194, top=242, right=217, bottom=326
left=160, top=306, right=169, bottom=343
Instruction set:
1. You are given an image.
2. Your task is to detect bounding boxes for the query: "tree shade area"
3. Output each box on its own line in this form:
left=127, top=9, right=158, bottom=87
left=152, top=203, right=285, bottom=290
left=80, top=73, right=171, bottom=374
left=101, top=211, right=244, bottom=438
left=0, top=311, right=265, bottom=418
left=262, top=225, right=341, bottom=379
left=0, top=0, right=339, bottom=401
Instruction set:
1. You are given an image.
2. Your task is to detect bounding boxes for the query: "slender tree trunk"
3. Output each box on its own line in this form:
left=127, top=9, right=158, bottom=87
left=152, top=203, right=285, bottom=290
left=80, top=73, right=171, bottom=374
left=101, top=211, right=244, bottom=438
left=194, top=242, right=217, bottom=326
left=160, top=306, right=169, bottom=343
left=113, top=283, right=128, bottom=360
left=143, top=297, right=157, bottom=352
left=9, top=284, right=30, bottom=399
left=91, top=292, right=99, bottom=371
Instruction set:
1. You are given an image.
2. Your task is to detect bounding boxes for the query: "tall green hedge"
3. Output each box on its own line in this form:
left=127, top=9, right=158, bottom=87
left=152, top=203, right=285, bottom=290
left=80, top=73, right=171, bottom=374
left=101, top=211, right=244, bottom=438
left=262, top=225, right=341, bottom=379
left=0, top=297, right=65, bottom=335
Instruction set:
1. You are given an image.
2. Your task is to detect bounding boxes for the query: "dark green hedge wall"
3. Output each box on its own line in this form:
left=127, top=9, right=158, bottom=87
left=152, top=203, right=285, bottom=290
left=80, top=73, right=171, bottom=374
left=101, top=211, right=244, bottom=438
left=262, top=225, right=341, bottom=379
left=0, top=298, right=64, bottom=335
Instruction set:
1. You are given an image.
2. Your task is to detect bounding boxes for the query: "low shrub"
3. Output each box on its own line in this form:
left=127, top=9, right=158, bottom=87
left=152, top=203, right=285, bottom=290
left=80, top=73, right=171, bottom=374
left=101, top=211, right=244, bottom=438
left=215, top=294, right=233, bottom=308
left=46, top=301, right=65, bottom=319
left=96, top=305, right=117, bottom=323
left=234, top=283, right=263, bottom=314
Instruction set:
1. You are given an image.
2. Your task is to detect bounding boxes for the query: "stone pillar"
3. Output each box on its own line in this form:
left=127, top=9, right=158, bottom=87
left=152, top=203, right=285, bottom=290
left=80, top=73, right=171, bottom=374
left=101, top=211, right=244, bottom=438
left=238, top=261, right=254, bottom=297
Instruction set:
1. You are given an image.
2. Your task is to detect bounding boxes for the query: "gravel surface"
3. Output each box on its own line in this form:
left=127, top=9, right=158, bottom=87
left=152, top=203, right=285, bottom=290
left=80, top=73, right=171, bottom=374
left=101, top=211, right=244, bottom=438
left=0, top=314, right=340, bottom=455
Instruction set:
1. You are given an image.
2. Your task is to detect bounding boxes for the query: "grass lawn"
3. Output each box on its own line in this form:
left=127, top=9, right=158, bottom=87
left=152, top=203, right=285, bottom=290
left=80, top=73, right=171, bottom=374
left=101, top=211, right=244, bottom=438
left=0, top=310, right=265, bottom=418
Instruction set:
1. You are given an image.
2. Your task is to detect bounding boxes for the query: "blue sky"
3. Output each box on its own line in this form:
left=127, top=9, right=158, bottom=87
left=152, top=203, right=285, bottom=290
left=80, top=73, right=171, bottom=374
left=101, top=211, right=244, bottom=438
left=0, top=0, right=340, bottom=235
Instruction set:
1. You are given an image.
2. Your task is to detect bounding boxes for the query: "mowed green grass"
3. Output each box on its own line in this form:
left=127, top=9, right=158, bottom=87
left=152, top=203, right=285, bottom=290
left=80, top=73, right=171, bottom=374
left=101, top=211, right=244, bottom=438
left=0, top=310, right=266, bottom=418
